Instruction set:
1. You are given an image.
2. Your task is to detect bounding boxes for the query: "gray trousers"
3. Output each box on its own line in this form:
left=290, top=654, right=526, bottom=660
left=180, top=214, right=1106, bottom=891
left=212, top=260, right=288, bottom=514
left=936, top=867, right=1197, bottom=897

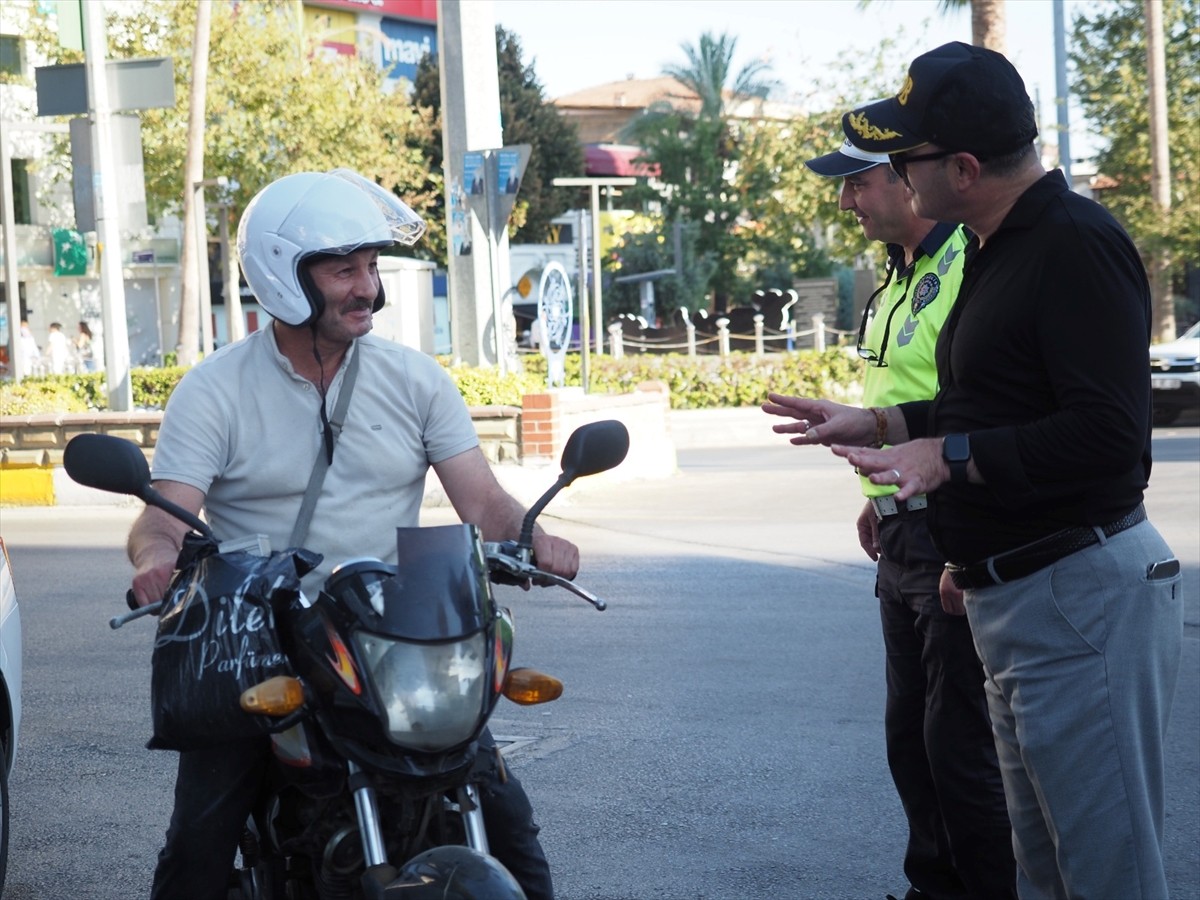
left=964, top=520, right=1183, bottom=899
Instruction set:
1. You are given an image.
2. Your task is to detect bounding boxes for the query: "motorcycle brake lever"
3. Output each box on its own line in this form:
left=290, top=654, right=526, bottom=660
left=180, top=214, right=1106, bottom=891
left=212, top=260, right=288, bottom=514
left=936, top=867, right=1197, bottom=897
left=485, top=547, right=606, bottom=610
left=528, top=571, right=607, bottom=611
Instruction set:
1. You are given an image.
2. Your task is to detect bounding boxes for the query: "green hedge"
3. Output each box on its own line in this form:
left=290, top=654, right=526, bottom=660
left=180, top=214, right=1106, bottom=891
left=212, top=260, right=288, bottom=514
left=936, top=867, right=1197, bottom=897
left=536, top=351, right=863, bottom=409
left=1, top=351, right=862, bottom=415
left=0, top=368, right=191, bottom=415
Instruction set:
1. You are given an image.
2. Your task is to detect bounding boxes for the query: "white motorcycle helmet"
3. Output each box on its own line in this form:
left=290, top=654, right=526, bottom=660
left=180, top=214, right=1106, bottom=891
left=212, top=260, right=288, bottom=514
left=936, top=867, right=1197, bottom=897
left=237, top=168, right=426, bottom=327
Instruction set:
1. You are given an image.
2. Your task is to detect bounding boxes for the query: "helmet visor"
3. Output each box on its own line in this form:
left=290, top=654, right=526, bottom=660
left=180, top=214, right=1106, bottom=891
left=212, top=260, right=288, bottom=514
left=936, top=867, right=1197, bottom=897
left=324, top=168, right=426, bottom=249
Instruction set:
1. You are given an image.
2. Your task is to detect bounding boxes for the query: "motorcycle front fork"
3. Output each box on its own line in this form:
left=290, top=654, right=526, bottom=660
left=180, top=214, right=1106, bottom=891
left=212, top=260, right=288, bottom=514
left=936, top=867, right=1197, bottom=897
left=347, top=761, right=490, bottom=867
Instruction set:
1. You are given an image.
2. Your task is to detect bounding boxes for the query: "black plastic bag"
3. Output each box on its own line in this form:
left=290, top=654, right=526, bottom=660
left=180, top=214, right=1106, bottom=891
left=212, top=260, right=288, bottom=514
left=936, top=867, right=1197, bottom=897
left=148, top=533, right=321, bottom=751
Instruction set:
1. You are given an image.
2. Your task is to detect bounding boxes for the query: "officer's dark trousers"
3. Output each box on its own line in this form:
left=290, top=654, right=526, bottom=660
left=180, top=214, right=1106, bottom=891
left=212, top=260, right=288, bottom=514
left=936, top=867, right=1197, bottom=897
left=876, top=510, right=1015, bottom=900
left=149, top=728, right=553, bottom=900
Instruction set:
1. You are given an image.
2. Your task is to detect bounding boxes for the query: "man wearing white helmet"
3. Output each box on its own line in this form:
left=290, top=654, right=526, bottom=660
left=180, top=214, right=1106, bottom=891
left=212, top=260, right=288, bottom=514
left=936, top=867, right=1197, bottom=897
left=127, top=168, right=568, bottom=899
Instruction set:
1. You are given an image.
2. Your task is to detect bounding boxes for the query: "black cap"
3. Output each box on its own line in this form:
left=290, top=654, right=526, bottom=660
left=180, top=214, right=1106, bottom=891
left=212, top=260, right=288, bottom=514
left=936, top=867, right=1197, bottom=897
left=842, top=41, right=1038, bottom=156
left=804, top=138, right=893, bottom=177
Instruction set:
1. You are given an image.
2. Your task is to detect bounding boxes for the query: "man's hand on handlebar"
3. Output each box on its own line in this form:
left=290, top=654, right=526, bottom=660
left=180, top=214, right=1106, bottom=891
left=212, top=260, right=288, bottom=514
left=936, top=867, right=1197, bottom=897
left=130, top=555, right=175, bottom=609
left=530, top=533, right=579, bottom=581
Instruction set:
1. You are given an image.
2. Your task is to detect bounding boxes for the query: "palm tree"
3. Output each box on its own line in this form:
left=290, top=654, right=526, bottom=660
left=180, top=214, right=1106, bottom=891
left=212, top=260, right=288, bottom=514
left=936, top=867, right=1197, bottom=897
left=955, top=0, right=1007, bottom=52
left=860, top=0, right=1007, bottom=52
left=661, top=31, right=779, bottom=120
left=621, top=32, right=780, bottom=309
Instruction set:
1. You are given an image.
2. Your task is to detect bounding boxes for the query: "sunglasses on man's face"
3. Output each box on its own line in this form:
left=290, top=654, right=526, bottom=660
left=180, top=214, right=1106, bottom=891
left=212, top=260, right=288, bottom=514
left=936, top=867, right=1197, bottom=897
left=888, top=149, right=958, bottom=182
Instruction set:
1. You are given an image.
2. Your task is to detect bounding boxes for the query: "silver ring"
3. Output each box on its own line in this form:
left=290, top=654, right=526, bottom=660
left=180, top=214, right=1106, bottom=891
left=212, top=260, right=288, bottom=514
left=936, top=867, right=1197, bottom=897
left=891, top=469, right=902, bottom=482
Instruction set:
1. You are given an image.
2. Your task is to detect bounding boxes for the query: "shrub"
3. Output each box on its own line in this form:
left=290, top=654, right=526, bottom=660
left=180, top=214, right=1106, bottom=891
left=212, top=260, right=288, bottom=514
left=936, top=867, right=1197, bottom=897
left=132, top=366, right=189, bottom=410
left=0, top=378, right=91, bottom=415
left=0, top=367, right=189, bottom=414
left=1, top=350, right=863, bottom=413
left=442, top=363, right=544, bottom=407
left=522, top=349, right=862, bottom=409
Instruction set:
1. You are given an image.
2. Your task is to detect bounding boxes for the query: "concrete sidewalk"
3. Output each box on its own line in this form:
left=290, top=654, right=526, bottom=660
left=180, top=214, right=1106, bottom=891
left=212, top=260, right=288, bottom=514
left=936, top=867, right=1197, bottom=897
left=666, top=405, right=780, bottom=449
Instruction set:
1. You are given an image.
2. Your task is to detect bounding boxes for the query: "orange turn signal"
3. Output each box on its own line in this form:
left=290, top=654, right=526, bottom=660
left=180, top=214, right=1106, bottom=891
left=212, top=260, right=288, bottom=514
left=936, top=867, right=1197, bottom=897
left=240, top=676, right=305, bottom=716
left=502, top=667, right=564, bottom=706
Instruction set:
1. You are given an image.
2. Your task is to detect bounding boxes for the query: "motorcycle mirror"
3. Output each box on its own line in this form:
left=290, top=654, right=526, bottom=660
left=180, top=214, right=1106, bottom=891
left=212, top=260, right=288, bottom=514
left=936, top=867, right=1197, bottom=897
left=63, top=433, right=214, bottom=539
left=558, top=419, right=630, bottom=486
left=64, top=433, right=153, bottom=497
left=516, top=420, right=630, bottom=555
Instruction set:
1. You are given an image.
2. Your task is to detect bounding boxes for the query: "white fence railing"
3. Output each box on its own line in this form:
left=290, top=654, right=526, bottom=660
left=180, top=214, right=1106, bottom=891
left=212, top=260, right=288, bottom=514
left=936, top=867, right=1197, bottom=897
left=607, top=313, right=854, bottom=358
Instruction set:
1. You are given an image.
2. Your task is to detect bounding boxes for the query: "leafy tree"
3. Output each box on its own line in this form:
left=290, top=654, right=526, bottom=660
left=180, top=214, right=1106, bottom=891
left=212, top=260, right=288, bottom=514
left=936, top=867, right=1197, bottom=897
left=622, top=31, right=778, bottom=310
left=495, top=28, right=585, bottom=240
left=614, top=30, right=915, bottom=320
left=604, top=215, right=714, bottom=322
left=732, top=118, right=838, bottom=288
left=412, top=25, right=584, bottom=247
left=29, top=0, right=441, bottom=255
left=1072, top=0, right=1199, bottom=322
left=411, top=53, right=447, bottom=260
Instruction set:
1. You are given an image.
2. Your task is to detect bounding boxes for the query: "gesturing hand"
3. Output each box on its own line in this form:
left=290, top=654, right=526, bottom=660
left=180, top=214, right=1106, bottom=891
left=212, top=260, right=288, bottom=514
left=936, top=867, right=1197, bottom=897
left=831, top=438, right=949, bottom=503
left=762, top=392, right=876, bottom=447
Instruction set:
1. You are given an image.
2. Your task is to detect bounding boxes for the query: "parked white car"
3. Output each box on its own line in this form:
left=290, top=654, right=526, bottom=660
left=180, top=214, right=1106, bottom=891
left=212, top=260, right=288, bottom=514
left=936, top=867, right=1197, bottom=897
left=1150, top=321, right=1200, bottom=426
left=0, top=536, right=21, bottom=892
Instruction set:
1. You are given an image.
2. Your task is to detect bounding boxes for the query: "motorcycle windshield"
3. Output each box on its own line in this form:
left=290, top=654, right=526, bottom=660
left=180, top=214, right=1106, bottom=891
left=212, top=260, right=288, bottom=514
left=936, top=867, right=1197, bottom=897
left=381, top=524, right=491, bottom=641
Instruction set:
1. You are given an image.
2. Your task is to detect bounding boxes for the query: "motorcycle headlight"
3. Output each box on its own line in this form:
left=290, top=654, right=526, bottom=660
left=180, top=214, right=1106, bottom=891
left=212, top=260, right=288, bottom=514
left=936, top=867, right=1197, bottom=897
left=353, top=631, right=487, bottom=752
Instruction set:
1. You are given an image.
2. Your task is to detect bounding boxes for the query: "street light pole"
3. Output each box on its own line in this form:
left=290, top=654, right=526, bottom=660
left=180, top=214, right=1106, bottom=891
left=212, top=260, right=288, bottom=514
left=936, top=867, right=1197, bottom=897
left=552, top=177, right=636, bottom=363
left=82, top=0, right=133, bottom=410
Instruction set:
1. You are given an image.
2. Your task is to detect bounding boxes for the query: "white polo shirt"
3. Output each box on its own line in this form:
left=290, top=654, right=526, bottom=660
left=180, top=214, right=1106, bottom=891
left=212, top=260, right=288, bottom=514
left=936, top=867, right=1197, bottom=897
left=151, top=326, right=479, bottom=593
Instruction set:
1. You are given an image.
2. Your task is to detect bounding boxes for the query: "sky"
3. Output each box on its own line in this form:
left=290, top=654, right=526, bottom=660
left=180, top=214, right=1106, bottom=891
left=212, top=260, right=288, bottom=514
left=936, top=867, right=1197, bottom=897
left=493, top=0, right=1102, bottom=160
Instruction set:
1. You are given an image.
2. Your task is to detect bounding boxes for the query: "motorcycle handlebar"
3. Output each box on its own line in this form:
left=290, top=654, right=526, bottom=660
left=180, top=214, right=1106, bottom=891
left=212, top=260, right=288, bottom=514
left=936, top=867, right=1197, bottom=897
left=483, top=543, right=607, bottom=611
left=111, top=598, right=163, bottom=630
left=111, top=542, right=608, bottom=629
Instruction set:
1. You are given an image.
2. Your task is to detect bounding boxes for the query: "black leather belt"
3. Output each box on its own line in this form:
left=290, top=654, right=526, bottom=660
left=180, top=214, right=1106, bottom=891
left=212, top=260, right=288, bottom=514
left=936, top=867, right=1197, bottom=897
left=946, top=504, right=1147, bottom=590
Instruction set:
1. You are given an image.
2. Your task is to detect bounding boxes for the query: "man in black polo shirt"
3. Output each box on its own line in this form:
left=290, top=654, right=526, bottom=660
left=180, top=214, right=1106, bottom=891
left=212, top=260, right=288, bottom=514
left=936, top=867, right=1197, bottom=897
left=764, top=42, right=1183, bottom=899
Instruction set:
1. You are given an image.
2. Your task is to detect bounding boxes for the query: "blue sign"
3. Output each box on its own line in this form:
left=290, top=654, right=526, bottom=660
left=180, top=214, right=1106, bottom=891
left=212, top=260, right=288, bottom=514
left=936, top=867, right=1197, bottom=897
left=378, top=18, right=436, bottom=85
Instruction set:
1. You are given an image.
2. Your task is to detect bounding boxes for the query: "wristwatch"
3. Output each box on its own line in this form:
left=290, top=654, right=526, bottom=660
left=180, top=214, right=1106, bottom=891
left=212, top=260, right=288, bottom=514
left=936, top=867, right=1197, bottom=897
left=942, top=433, right=971, bottom=484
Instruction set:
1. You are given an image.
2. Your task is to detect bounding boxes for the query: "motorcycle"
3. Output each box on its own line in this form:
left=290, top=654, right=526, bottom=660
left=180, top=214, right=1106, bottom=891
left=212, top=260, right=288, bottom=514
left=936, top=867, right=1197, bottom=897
left=63, top=419, right=630, bottom=899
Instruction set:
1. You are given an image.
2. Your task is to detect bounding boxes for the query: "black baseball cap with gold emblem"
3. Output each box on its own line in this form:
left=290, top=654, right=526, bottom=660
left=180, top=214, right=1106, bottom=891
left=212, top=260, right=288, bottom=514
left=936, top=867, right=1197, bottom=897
left=842, top=42, right=1038, bottom=157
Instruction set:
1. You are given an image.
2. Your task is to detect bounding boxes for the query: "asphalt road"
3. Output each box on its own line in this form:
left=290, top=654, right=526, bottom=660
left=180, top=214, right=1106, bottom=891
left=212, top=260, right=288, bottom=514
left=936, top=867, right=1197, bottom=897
left=1, top=409, right=1196, bottom=899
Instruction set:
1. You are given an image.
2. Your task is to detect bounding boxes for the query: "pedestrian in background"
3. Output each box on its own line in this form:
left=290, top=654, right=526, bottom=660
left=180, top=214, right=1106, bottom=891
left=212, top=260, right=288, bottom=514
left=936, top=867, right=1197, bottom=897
left=75, top=321, right=96, bottom=372
left=18, top=320, right=42, bottom=378
left=45, top=322, right=71, bottom=374
left=801, top=135, right=1014, bottom=900
left=767, top=42, right=1182, bottom=898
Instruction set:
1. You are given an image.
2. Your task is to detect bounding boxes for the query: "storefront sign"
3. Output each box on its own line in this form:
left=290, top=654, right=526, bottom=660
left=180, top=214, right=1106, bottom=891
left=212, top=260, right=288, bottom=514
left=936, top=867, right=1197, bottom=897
left=305, top=0, right=436, bottom=22
left=378, top=17, right=436, bottom=84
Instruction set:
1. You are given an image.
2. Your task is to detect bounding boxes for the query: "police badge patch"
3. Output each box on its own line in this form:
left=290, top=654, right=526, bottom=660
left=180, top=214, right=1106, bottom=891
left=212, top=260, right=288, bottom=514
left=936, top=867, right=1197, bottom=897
left=911, top=272, right=940, bottom=315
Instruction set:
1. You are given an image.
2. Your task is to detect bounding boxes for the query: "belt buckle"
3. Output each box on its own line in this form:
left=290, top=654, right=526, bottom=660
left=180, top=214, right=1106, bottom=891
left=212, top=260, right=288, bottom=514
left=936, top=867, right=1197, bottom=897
left=945, top=563, right=970, bottom=590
